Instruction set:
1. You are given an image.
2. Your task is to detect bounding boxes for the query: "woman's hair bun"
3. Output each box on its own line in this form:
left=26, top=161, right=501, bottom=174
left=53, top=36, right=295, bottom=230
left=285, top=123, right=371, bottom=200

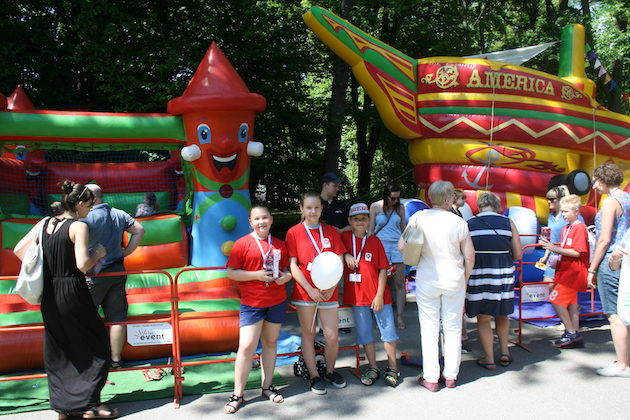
left=61, top=179, right=75, bottom=195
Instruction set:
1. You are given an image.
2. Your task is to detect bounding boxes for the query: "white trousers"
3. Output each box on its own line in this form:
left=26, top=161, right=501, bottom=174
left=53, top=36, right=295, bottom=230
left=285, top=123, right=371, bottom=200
left=415, top=282, right=465, bottom=382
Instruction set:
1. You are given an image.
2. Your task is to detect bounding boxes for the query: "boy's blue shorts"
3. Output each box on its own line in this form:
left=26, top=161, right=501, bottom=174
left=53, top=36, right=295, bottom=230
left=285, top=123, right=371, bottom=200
left=352, top=304, right=399, bottom=345
left=239, top=301, right=287, bottom=327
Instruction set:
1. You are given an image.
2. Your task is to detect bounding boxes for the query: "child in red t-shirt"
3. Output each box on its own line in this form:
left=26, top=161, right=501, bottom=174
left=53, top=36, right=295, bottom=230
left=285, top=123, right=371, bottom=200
left=342, top=203, right=400, bottom=387
left=285, top=192, right=351, bottom=395
left=539, top=194, right=589, bottom=348
left=224, top=206, right=292, bottom=413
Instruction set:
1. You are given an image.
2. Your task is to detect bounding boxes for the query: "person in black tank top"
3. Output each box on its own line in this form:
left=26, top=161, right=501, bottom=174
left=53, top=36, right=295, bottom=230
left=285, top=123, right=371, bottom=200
left=14, top=180, right=117, bottom=418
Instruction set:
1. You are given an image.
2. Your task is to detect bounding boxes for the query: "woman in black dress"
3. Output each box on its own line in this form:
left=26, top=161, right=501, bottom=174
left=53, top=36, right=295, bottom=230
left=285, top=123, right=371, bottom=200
left=15, top=180, right=117, bottom=419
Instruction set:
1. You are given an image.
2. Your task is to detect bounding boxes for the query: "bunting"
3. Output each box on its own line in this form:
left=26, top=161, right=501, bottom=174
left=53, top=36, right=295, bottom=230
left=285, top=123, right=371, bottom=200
left=585, top=43, right=628, bottom=101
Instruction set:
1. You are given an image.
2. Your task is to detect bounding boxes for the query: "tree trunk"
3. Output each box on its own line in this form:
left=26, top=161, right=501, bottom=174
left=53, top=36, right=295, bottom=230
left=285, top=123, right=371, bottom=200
left=608, top=15, right=627, bottom=113
left=323, top=0, right=354, bottom=173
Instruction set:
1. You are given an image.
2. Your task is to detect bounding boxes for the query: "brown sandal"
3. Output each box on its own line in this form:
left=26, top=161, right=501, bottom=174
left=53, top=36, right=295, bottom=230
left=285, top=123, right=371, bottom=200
left=261, top=385, right=284, bottom=403
left=224, top=394, right=244, bottom=414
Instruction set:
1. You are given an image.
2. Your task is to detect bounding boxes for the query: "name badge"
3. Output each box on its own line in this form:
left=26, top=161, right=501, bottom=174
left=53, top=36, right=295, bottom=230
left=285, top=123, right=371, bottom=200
left=306, top=262, right=312, bottom=271
left=349, top=273, right=362, bottom=283
left=567, top=238, right=573, bottom=246
left=322, top=238, right=331, bottom=248
left=364, top=252, right=372, bottom=262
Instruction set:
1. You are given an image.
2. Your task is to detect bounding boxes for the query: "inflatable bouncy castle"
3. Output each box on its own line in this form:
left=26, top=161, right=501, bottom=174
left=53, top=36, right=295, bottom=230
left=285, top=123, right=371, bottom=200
left=0, top=43, right=265, bottom=372
left=304, top=7, right=630, bottom=222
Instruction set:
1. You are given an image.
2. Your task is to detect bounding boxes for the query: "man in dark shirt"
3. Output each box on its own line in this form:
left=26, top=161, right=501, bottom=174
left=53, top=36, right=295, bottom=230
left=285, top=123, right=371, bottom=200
left=320, top=172, right=350, bottom=232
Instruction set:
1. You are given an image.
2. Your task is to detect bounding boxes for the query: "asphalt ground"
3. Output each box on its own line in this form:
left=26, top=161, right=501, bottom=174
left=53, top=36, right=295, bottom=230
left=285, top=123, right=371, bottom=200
left=3, top=296, right=626, bottom=420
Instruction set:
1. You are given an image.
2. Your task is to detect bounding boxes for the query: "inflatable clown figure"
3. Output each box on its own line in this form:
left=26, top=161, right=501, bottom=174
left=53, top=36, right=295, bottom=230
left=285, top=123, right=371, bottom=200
left=168, top=42, right=266, bottom=267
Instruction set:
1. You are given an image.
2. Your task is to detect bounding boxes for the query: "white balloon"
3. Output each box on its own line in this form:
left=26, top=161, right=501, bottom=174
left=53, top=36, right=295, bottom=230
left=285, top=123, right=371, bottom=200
left=311, top=251, right=343, bottom=290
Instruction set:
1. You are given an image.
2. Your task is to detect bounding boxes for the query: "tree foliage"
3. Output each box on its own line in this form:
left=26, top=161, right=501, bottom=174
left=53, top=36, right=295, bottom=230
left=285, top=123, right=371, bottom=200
left=0, top=0, right=627, bottom=210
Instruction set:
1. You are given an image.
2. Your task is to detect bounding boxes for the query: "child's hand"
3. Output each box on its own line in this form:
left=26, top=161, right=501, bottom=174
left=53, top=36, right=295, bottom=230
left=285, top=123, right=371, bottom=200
left=320, top=286, right=335, bottom=301
left=307, top=286, right=323, bottom=302
left=538, top=238, right=556, bottom=252
left=371, top=295, right=384, bottom=312
left=587, top=271, right=597, bottom=289
left=256, top=270, right=274, bottom=282
left=274, top=271, right=292, bottom=285
left=344, top=254, right=357, bottom=270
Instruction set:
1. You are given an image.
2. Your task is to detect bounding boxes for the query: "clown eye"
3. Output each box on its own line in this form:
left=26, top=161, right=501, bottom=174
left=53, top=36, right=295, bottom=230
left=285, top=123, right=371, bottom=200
left=237, top=123, right=249, bottom=143
left=197, top=124, right=211, bottom=144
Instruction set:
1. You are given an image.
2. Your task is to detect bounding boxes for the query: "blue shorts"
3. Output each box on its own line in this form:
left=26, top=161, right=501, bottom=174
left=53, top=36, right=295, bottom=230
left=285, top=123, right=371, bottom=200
left=239, top=301, right=287, bottom=327
left=381, top=240, right=402, bottom=264
left=598, top=253, right=620, bottom=315
left=352, top=304, right=399, bottom=345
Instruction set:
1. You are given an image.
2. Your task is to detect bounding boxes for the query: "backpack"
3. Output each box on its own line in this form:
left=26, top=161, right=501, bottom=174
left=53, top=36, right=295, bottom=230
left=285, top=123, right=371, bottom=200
left=293, top=340, right=327, bottom=378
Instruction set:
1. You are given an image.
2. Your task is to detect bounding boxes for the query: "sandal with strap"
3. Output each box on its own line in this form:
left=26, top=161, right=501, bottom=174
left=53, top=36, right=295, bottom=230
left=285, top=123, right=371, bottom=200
left=383, top=368, right=400, bottom=387
left=224, top=394, right=244, bottom=414
left=360, top=367, right=381, bottom=386
left=82, top=405, right=119, bottom=419
left=261, top=385, right=284, bottom=403
left=499, top=354, right=513, bottom=367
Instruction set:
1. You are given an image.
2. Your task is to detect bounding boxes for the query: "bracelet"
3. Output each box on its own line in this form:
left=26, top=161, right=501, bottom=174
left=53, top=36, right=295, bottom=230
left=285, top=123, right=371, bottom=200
left=588, top=269, right=596, bottom=274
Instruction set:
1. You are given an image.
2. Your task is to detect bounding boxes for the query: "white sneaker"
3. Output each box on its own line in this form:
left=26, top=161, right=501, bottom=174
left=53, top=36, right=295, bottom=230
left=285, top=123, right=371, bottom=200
left=596, top=364, right=630, bottom=377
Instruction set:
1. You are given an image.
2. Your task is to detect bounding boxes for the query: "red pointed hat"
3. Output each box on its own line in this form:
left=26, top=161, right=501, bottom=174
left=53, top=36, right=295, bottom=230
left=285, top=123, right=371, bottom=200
left=167, top=42, right=266, bottom=115
left=8, top=85, right=35, bottom=110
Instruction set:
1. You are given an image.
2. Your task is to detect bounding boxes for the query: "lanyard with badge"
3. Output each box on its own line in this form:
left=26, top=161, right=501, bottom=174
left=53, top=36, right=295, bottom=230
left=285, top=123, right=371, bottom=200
left=250, top=233, right=279, bottom=286
left=349, top=234, right=366, bottom=283
left=303, top=222, right=329, bottom=271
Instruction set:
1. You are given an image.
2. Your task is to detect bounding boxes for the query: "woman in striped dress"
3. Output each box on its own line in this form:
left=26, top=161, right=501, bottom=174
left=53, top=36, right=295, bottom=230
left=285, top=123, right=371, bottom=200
left=465, top=192, right=522, bottom=369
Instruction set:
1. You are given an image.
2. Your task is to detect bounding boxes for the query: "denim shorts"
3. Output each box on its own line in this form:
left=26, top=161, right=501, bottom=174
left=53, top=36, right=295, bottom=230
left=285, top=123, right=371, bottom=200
left=352, top=304, right=399, bottom=345
left=291, top=300, right=339, bottom=309
left=597, top=252, right=620, bottom=315
left=239, top=301, right=287, bottom=327
left=381, top=240, right=402, bottom=264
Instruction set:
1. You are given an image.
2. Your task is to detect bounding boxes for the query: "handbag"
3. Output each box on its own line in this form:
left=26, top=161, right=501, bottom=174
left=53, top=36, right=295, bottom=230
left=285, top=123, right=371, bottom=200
left=401, top=211, right=425, bottom=266
left=16, top=217, right=49, bottom=305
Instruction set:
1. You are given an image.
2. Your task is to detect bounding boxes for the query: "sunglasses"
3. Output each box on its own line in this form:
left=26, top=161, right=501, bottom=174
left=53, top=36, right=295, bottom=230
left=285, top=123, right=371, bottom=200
left=389, top=196, right=399, bottom=201
left=547, top=197, right=558, bottom=202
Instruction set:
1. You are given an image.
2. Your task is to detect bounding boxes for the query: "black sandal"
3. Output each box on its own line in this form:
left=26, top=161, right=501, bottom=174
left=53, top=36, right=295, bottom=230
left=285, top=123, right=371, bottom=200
left=360, top=367, right=381, bottom=386
left=82, top=405, right=119, bottom=419
left=261, top=385, right=284, bottom=403
left=224, top=394, right=244, bottom=414
left=384, top=368, right=400, bottom=387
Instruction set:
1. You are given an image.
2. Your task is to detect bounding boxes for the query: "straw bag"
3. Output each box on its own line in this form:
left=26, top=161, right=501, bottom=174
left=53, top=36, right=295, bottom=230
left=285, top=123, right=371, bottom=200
left=16, top=217, right=49, bottom=305
left=401, top=211, right=425, bottom=266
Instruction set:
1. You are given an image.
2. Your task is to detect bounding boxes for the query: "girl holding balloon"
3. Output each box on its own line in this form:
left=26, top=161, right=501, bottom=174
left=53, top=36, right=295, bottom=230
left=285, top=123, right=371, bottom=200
left=285, top=192, right=353, bottom=395
left=224, top=205, right=292, bottom=414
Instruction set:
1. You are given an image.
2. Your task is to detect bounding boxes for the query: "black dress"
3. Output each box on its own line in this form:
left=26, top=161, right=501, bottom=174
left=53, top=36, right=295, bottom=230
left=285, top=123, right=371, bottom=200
left=41, top=218, right=110, bottom=414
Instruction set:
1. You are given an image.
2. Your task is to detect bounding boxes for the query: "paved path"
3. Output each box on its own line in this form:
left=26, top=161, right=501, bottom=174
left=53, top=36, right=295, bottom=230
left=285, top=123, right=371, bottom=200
left=2, top=302, right=625, bottom=420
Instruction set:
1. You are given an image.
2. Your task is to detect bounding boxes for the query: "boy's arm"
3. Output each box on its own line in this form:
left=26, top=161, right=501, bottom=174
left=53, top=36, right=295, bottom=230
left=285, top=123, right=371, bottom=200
left=371, top=268, right=387, bottom=312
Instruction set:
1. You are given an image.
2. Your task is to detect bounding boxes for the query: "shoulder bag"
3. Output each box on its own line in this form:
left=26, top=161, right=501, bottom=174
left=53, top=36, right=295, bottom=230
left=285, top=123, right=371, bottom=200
left=401, top=211, right=425, bottom=266
left=16, top=217, right=50, bottom=305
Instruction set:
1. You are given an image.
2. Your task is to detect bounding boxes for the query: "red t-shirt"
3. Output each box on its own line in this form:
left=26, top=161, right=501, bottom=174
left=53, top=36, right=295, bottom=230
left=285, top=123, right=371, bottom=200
left=226, top=234, right=289, bottom=308
left=285, top=223, right=347, bottom=302
left=554, top=222, right=589, bottom=292
left=341, top=231, right=392, bottom=306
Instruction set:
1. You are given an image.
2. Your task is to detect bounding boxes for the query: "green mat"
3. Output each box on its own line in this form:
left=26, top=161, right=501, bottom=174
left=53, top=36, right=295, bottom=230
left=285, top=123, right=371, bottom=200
left=0, top=353, right=285, bottom=415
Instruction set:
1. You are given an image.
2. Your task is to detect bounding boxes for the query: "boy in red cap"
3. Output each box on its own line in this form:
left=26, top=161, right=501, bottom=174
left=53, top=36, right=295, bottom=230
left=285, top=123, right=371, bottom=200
left=342, top=203, right=400, bottom=386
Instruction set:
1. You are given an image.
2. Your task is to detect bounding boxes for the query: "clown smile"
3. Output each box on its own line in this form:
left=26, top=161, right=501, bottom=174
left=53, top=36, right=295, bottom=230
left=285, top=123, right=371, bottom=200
left=211, top=153, right=238, bottom=172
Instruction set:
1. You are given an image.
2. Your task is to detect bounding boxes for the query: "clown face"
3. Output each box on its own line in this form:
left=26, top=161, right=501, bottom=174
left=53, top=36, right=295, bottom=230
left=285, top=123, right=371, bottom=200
left=182, top=110, right=255, bottom=187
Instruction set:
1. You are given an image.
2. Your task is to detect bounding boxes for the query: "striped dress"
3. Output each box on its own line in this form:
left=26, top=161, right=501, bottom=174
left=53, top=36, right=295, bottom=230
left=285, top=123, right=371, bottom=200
left=465, top=212, right=515, bottom=317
